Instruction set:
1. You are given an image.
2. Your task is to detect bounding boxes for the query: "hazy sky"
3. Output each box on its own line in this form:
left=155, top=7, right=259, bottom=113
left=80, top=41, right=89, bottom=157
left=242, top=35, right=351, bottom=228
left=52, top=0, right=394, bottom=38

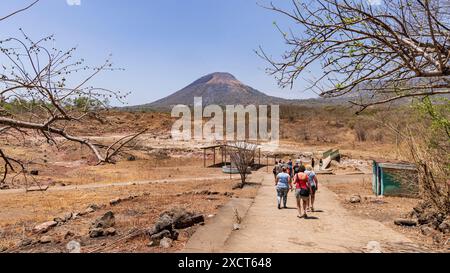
left=1, top=0, right=321, bottom=106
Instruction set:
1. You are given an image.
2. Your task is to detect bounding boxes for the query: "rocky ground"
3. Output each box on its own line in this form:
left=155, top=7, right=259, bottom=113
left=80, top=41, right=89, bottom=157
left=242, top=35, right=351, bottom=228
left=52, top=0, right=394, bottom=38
left=324, top=175, right=449, bottom=252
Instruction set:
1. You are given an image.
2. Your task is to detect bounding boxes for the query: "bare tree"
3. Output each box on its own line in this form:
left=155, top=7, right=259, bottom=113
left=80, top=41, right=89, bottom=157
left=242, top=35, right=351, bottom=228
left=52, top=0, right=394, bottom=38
left=257, top=0, right=450, bottom=112
left=230, top=142, right=257, bottom=187
left=0, top=1, right=145, bottom=187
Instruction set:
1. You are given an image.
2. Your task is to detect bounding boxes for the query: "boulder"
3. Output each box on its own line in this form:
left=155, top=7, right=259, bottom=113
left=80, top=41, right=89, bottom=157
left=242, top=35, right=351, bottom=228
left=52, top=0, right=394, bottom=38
left=438, top=221, right=450, bottom=234
left=173, top=214, right=205, bottom=229
left=160, top=237, right=173, bottom=249
left=150, top=230, right=172, bottom=243
left=349, top=195, right=362, bottom=204
left=233, top=223, right=241, bottom=231
left=92, top=211, right=115, bottom=229
left=420, top=226, right=435, bottom=236
left=89, top=228, right=104, bottom=238
left=79, top=207, right=95, bottom=216
left=110, top=198, right=121, bottom=206
left=39, top=236, right=52, bottom=244
left=19, top=238, right=33, bottom=247
left=104, top=228, right=116, bottom=236
left=148, top=208, right=205, bottom=237
left=32, top=221, right=58, bottom=234
left=87, top=204, right=103, bottom=211
left=394, top=218, right=418, bottom=227
left=170, top=230, right=179, bottom=241
left=64, top=212, right=73, bottom=221
left=54, top=212, right=73, bottom=223
left=72, top=213, right=80, bottom=220
left=147, top=214, right=173, bottom=236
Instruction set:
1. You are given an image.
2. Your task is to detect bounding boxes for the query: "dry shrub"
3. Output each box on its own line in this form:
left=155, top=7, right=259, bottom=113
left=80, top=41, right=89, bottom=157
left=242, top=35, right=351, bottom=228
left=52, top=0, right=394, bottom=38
left=392, top=100, right=450, bottom=215
left=354, top=124, right=367, bottom=142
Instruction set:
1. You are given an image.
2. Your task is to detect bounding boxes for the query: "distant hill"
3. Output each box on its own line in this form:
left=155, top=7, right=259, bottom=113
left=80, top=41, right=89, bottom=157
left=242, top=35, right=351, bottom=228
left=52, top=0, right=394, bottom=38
left=124, top=72, right=449, bottom=112
left=130, top=72, right=299, bottom=111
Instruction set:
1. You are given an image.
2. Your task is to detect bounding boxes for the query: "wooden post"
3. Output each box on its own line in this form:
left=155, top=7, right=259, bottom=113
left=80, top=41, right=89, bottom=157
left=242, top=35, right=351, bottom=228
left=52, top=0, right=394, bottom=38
left=203, top=149, right=206, bottom=168
left=267, top=155, right=269, bottom=172
left=259, top=148, right=261, bottom=166
left=230, top=149, right=232, bottom=180
left=213, top=147, right=216, bottom=166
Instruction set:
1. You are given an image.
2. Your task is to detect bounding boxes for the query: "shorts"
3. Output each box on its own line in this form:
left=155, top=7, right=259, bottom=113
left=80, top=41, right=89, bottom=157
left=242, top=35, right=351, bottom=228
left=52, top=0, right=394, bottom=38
left=311, top=185, right=317, bottom=194
left=295, top=189, right=310, bottom=200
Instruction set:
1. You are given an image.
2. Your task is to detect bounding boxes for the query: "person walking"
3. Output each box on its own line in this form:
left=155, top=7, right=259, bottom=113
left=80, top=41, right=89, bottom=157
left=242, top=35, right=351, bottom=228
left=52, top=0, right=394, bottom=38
left=293, top=162, right=300, bottom=175
left=272, top=161, right=279, bottom=179
left=288, top=159, right=293, bottom=178
left=293, top=165, right=311, bottom=218
left=275, top=167, right=292, bottom=210
left=311, top=158, right=315, bottom=169
left=305, top=165, right=319, bottom=212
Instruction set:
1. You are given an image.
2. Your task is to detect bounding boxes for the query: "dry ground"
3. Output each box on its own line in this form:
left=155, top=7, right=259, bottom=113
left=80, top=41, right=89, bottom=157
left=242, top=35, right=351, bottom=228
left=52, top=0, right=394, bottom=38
left=322, top=175, right=448, bottom=251
left=0, top=108, right=446, bottom=253
left=0, top=172, right=259, bottom=253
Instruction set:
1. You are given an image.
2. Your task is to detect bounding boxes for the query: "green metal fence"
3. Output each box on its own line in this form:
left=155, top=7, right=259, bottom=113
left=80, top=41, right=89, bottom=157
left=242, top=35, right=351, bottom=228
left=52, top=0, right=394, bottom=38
left=372, top=161, right=419, bottom=197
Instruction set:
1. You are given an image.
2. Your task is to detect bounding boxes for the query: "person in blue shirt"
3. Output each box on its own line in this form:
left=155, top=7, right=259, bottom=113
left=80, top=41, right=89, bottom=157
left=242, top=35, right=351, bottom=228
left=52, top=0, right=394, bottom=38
left=305, top=165, right=319, bottom=212
left=288, top=159, right=294, bottom=178
left=275, top=167, right=292, bottom=209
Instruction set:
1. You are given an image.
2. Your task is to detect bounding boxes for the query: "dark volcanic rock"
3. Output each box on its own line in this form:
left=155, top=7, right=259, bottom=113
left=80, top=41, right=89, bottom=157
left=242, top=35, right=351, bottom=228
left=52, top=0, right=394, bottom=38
left=173, top=214, right=205, bottom=229
left=92, top=211, right=115, bottom=229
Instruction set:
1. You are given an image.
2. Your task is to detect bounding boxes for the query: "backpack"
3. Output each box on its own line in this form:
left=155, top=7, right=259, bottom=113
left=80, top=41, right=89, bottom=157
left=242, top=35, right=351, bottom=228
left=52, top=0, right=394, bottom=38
left=308, top=172, right=317, bottom=188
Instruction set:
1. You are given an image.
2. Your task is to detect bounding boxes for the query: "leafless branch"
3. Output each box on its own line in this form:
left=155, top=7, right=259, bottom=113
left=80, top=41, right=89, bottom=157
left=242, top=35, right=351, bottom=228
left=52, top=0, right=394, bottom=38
left=258, top=0, right=450, bottom=111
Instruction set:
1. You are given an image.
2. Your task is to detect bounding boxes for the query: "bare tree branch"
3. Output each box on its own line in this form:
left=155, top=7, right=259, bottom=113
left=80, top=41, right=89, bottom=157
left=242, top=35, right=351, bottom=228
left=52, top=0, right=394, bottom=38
left=0, top=0, right=39, bottom=22
left=258, top=0, right=450, bottom=111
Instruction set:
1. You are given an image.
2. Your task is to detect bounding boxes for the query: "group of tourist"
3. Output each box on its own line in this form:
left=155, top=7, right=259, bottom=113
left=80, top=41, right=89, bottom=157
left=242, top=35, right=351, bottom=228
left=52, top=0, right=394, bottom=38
left=273, top=159, right=319, bottom=219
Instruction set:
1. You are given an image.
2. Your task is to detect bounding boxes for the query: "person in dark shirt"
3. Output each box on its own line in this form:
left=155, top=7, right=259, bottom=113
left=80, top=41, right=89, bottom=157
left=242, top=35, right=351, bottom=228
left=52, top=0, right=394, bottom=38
left=293, top=162, right=300, bottom=175
left=288, top=159, right=293, bottom=178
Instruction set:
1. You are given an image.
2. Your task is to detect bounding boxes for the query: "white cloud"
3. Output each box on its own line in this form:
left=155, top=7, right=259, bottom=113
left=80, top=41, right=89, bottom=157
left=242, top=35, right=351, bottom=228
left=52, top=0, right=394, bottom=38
left=367, top=0, right=382, bottom=5
left=66, top=0, right=81, bottom=6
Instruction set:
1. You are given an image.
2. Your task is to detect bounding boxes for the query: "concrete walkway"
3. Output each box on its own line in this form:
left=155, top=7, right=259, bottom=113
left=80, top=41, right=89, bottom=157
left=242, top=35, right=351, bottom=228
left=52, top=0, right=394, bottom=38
left=185, top=172, right=424, bottom=253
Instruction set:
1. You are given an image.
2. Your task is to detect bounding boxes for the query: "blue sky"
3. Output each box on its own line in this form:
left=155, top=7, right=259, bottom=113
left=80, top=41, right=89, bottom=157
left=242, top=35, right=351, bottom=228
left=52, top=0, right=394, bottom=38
left=1, top=0, right=318, bottom=106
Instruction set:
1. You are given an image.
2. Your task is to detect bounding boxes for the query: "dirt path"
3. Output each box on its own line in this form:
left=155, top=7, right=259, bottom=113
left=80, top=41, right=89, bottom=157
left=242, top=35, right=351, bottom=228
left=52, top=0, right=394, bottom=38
left=193, top=172, right=426, bottom=253
left=0, top=175, right=233, bottom=195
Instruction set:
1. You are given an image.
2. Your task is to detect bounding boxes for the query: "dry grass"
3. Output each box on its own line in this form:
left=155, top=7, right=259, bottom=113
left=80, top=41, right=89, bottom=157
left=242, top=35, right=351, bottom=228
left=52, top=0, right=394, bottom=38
left=0, top=172, right=261, bottom=252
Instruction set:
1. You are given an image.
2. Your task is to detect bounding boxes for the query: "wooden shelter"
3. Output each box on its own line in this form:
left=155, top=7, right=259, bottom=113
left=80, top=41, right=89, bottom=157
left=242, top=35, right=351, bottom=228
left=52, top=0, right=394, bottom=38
left=201, top=142, right=262, bottom=168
